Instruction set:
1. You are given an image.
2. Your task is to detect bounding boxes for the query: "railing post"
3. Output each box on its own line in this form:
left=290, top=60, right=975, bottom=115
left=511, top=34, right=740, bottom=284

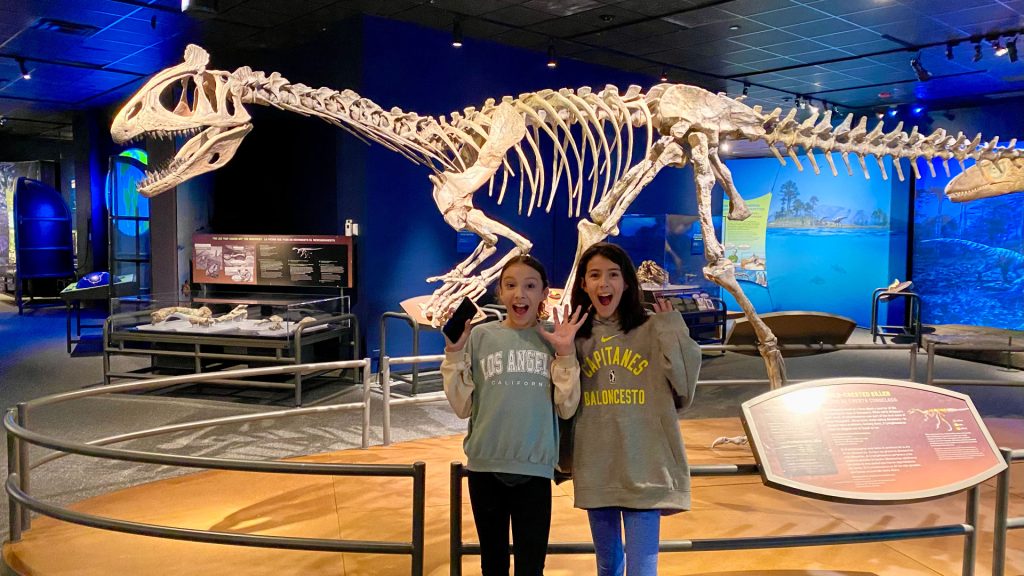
left=962, top=485, right=979, bottom=576
left=7, top=416, right=22, bottom=542
left=411, top=461, right=426, bottom=576
left=909, top=343, right=917, bottom=382
left=992, top=448, right=1012, bottom=576
left=925, top=342, right=936, bottom=385
left=450, top=462, right=463, bottom=576
left=362, top=359, right=371, bottom=449
left=16, top=403, right=30, bottom=531
left=382, top=356, right=392, bottom=446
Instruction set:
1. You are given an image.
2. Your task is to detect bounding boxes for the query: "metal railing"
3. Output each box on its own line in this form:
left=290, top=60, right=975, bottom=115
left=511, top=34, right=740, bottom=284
left=992, top=447, right=1024, bottom=576
left=449, top=462, right=981, bottom=576
left=379, top=354, right=447, bottom=446
left=925, top=340, right=1024, bottom=386
left=4, top=360, right=428, bottom=575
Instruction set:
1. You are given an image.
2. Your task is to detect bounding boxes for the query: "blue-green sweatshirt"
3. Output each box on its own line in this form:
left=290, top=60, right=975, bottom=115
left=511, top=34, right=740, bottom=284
left=441, top=322, right=580, bottom=479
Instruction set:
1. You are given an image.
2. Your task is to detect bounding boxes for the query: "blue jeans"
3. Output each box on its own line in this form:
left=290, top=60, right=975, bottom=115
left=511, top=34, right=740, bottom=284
left=587, top=508, right=661, bottom=576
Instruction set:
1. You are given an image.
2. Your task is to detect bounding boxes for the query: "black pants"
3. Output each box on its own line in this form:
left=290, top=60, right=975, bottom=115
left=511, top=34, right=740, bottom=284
left=467, top=471, right=552, bottom=576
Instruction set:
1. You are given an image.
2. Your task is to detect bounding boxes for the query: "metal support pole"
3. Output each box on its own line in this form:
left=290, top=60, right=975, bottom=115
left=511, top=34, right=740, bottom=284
left=963, top=485, right=979, bottom=576
left=992, top=448, right=1012, bottom=576
left=925, top=342, right=936, bottom=385
left=450, top=462, right=463, bottom=576
left=7, top=417, right=22, bottom=542
left=361, top=360, right=371, bottom=449
left=16, top=403, right=30, bottom=531
left=411, top=321, right=421, bottom=395
left=382, top=357, right=392, bottom=446
left=411, top=461, right=426, bottom=576
left=909, top=344, right=918, bottom=382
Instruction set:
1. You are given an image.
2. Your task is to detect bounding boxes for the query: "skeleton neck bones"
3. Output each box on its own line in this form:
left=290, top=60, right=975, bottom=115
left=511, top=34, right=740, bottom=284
left=112, top=45, right=1024, bottom=391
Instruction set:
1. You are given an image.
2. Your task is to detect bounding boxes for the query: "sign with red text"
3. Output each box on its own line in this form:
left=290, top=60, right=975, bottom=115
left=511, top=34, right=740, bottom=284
left=193, top=234, right=352, bottom=288
left=741, top=378, right=1006, bottom=503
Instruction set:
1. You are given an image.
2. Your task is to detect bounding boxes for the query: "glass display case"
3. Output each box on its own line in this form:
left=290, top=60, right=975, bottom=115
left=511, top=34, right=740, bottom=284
left=104, top=293, right=356, bottom=406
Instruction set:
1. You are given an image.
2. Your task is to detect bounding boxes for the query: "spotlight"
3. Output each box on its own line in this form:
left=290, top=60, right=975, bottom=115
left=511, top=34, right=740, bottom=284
left=887, top=107, right=898, bottom=118
left=995, top=39, right=1008, bottom=57
left=973, top=40, right=983, bottom=62
left=1009, top=37, right=1019, bottom=62
left=797, top=96, right=806, bottom=110
left=946, top=42, right=954, bottom=60
left=547, top=42, right=557, bottom=68
left=911, top=104, right=925, bottom=116
left=660, top=68, right=668, bottom=82
left=910, top=52, right=931, bottom=81
left=742, top=83, right=749, bottom=96
left=0, top=116, right=6, bottom=127
left=16, top=58, right=29, bottom=80
left=451, top=17, right=463, bottom=48
left=180, top=0, right=217, bottom=18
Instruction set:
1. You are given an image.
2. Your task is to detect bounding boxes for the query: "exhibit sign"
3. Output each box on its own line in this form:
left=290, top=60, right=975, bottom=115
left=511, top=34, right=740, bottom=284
left=192, top=233, right=353, bottom=288
left=741, top=377, right=1006, bottom=503
left=723, top=192, right=770, bottom=287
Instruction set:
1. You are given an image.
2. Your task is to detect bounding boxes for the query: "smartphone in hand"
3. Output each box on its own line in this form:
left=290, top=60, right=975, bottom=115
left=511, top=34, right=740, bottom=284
left=442, top=298, right=478, bottom=343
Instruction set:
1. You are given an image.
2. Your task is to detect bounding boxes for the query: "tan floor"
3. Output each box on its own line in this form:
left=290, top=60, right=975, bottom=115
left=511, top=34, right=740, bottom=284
left=4, top=417, right=1023, bottom=576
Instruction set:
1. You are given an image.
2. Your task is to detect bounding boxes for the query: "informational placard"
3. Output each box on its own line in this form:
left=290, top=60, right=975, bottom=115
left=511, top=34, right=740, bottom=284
left=193, top=234, right=353, bottom=288
left=741, top=377, right=1006, bottom=503
left=722, top=192, right=770, bottom=287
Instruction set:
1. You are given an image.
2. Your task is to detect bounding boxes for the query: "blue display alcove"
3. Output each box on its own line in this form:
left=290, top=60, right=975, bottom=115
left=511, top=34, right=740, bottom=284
left=13, top=177, right=74, bottom=314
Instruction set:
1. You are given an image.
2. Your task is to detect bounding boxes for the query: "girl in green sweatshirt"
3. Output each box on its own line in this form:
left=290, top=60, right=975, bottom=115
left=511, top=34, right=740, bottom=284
left=441, top=255, right=586, bottom=576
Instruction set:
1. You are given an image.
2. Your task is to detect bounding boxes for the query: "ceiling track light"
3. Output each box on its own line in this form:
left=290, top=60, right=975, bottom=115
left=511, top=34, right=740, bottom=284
left=742, top=83, right=749, bottom=96
left=16, top=57, right=30, bottom=80
left=973, top=40, right=983, bottom=62
left=910, top=52, right=932, bottom=82
left=946, top=41, right=955, bottom=60
left=547, top=42, right=557, bottom=68
left=659, top=68, right=668, bottom=82
left=451, top=17, right=463, bottom=48
left=994, top=38, right=1008, bottom=57
left=1009, top=37, right=1019, bottom=62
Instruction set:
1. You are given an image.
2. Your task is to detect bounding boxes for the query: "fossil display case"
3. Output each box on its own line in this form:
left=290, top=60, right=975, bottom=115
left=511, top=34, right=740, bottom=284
left=103, top=293, right=357, bottom=406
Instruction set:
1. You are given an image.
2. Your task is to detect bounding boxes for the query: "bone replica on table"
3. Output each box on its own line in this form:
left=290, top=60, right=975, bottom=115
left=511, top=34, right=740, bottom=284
left=637, top=260, right=670, bottom=287
left=151, top=306, right=212, bottom=324
left=111, top=44, right=1024, bottom=392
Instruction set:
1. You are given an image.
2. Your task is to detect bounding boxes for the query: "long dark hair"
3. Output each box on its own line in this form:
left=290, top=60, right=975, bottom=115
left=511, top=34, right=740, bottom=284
left=570, top=242, right=648, bottom=339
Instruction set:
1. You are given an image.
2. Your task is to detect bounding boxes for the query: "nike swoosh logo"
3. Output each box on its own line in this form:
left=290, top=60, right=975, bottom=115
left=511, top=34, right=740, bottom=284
left=600, top=335, right=618, bottom=343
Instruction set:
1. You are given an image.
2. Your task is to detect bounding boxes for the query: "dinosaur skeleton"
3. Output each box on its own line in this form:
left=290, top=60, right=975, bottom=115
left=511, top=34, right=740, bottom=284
left=112, top=45, right=1022, bottom=391
left=907, top=407, right=970, bottom=432
left=151, top=304, right=247, bottom=326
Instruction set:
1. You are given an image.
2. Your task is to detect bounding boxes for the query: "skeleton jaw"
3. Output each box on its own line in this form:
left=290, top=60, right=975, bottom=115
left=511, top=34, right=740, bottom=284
left=945, top=158, right=1024, bottom=203
left=111, top=44, right=253, bottom=197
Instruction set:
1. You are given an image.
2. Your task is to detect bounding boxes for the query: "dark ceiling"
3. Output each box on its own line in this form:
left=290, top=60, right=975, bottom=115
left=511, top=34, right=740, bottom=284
left=2, top=0, right=1024, bottom=141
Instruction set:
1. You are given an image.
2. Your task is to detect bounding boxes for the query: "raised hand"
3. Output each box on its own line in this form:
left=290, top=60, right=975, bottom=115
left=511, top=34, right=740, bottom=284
left=538, top=304, right=588, bottom=356
left=653, top=297, right=675, bottom=314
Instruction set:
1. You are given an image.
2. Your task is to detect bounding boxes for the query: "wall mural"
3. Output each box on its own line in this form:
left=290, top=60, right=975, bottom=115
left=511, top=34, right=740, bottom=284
left=722, top=157, right=901, bottom=327
left=914, top=159, right=1024, bottom=329
left=0, top=161, right=42, bottom=282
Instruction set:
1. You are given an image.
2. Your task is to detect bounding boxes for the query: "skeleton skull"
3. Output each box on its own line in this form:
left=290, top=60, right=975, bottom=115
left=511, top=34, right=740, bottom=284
left=110, top=45, right=253, bottom=197
left=945, top=157, right=1024, bottom=203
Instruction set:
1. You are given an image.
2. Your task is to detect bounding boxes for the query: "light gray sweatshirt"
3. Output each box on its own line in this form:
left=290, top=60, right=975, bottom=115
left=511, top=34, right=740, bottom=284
left=572, top=311, right=701, bottom=511
left=441, top=321, right=580, bottom=479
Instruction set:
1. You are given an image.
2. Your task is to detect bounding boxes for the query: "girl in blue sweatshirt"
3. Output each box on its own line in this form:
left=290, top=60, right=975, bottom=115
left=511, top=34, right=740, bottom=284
left=570, top=242, right=701, bottom=576
left=441, top=255, right=586, bottom=576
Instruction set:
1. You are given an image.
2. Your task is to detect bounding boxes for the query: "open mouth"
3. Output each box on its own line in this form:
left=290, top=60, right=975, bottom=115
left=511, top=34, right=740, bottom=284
left=133, top=124, right=252, bottom=196
left=597, top=294, right=612, bottom=306
left=511, top=304, right=530, bottom=315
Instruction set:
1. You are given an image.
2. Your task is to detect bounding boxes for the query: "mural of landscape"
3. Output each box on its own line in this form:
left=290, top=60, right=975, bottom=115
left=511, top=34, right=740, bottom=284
left=723, top=156, right=902, bottom=327
left=913, top=159, right=1024, bottom=329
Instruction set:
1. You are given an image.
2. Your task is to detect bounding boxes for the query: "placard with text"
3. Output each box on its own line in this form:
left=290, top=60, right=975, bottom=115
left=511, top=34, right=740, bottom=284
left=192, top=234, right=352, bottom=288
left=741, top=377, right=1006, bottom=503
